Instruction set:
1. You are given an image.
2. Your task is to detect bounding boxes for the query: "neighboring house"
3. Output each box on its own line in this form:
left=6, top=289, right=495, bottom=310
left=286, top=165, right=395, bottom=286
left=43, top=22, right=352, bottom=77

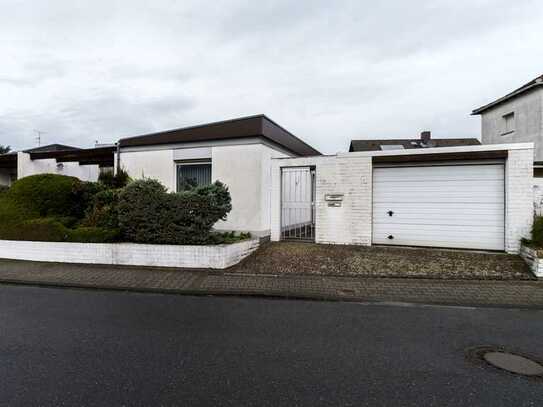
left=0, top=144, right=115, bottom=187
left=472, top=75, right=543, bottom=160
left=472, top=74, right=543, bottom=210
left=115, top=115, right=320, bottom=237
left=349, top=131, right=480, bottom=152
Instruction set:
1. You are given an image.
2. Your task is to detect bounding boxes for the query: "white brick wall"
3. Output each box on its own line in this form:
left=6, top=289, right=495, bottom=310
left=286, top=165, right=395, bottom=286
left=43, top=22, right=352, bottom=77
left=505, top=148, right=534, bottom=253
left=520, top=245, right=543, bottom=278
left=0, top=239, right=260, bottom=269
left=272, top=145, right=534, bottom=253
left=271, top=154, right=373, bottom=245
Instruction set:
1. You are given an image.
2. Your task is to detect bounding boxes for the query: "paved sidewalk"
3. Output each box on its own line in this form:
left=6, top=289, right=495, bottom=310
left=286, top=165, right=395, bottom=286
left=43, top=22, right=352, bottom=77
left=0, top=259, right=542, bottom=308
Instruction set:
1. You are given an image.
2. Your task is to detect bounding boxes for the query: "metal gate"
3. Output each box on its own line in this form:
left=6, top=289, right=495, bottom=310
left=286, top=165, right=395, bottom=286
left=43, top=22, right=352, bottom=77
left=281, top=167, right=315, bottom=241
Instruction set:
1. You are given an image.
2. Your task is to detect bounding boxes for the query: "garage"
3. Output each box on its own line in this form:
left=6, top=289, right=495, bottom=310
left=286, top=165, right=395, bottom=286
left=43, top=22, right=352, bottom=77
left=372, top=163, right=505, bottom=251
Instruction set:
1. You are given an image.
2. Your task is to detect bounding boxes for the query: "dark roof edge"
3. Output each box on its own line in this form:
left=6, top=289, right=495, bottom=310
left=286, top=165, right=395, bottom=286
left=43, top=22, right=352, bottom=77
left=259, top=115, right=321, bottom=155
left=118, top=114, right=321, bottom=156
left=118, top=114, right=266, bottom=144
left=472, top=82, right=543, bottom=115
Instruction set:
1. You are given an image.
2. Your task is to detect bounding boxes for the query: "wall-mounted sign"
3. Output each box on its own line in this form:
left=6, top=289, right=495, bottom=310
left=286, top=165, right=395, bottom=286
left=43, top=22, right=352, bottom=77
left=325, top=194, right=344, bottom=202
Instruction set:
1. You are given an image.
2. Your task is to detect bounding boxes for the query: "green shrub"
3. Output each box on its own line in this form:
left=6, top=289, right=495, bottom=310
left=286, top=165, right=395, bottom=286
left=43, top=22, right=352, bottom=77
left=530, top=216, right=543, bottom=247
left=0, top=217, right=119, bottom=243
left=0, top=185, right=9, bottom=195
left=0, top=218, right=70, bottom=242
left=82, top=189, right=121, bottom=229
left=7, top=174, right=99, bottom=218
left=67, top=227, right=120, bottom=243
left=117, top=179, right=232, bottom=244
left=98, top=169, right=130, bottom=189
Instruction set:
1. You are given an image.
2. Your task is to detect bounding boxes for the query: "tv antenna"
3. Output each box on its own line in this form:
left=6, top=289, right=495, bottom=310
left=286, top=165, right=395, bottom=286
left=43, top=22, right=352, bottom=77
left=33, top=129, right=47, bottom=147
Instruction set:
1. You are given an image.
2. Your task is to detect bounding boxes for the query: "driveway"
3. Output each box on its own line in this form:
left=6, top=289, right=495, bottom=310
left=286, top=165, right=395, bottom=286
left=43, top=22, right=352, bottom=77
left=231, top=242, right=533, bottom=280
left=1, top=284, right=542, bottom=406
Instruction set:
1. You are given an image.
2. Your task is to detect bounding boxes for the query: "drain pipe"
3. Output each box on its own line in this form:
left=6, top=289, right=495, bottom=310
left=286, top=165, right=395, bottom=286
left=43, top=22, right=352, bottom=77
left=115, top=142, right=121, bottom=175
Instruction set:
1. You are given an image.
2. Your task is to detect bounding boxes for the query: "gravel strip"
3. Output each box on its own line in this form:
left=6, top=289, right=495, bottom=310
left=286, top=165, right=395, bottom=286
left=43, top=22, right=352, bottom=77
left=229, top=242, right=533, bottom=280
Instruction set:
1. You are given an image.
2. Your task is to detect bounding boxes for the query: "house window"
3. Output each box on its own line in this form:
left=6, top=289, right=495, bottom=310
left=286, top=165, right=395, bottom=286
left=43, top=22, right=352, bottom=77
left=176, top=161, right=211, bottom=191
left=502, top=112, right=515, bottom=135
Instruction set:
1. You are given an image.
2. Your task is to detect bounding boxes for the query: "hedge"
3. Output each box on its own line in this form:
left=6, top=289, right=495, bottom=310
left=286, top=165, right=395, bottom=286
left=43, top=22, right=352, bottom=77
left=0, top=217, right=119, bottom=243
left=7, top=174, right=100, bottom=218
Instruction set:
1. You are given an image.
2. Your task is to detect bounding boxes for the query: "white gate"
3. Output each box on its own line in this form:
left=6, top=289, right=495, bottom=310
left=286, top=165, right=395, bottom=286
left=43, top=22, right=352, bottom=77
left=281, top=167, right=315, bottom=241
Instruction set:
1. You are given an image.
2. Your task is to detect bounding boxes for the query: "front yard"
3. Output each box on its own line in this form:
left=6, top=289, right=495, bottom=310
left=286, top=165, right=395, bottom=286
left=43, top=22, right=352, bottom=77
left=230, top=242, right=533, bottom=280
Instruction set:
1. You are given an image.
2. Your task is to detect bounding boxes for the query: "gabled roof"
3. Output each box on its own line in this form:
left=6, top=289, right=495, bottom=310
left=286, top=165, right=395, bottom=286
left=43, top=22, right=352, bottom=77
left=349, top=138, right=481, bottom=152
left=472, top=74, right=543, bottom=115
left=119, top=114, right=321, bottom=156
left=24, top=144, right=80, bottom=153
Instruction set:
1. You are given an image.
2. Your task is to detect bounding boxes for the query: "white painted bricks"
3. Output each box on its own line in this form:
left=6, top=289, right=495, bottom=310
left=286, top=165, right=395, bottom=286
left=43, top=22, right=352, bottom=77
left=520, top=245, right=543, bottom=278
left=505, top=148, right=534, bottom=254
left=0, top=239, right=260, bottom=269
left=271, top=155, right=372, bottom=245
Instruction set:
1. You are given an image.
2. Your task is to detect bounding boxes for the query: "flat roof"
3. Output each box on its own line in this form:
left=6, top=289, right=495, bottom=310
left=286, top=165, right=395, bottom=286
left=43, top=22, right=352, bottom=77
left=342, top=142, right=533, bottom=158
left=118, top=114, right=321, bottom=156
left=349, top=138, right=480, bottom=152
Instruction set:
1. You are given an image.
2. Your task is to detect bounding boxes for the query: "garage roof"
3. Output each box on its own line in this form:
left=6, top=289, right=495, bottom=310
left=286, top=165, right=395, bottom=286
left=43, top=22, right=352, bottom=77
left=118, top=115, right=321, bottom=157
left=349, top=138, right=481, bottom=152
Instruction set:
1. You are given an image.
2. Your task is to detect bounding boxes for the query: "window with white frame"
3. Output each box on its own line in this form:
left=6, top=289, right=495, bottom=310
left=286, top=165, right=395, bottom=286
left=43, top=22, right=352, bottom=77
left=176, top=160, right=212, bottom=191
left=502, top=112, right=515, bottom=134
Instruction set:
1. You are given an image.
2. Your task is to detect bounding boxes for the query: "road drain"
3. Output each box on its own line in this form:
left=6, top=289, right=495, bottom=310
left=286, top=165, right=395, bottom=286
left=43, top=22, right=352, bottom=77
left=467, top=346, right=543, bottom=378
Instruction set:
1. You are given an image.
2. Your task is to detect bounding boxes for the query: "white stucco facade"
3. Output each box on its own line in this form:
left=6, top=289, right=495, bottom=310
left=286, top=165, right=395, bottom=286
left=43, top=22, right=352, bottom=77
left=117, top=139, right=291, bottom=236
left=17, top=152, right=100, bottom=182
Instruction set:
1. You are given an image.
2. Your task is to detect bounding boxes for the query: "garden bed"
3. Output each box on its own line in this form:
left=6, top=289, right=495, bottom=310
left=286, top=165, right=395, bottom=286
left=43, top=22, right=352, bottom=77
left=0, top=238, right=260, bottom=269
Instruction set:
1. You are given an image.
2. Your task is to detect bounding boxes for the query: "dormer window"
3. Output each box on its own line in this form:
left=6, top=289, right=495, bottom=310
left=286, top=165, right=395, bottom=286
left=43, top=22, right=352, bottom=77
left=502, top=112, right=515, bottom=135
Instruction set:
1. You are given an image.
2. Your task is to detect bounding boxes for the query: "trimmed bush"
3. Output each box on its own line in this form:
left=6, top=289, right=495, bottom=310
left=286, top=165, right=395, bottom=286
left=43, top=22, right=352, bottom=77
left=0, top=217, right=119, bottom=243
left=0, top=218, right=70, bottom=242
left=0, top=185, right=9, bottom=195
left=7, top=174, right=99, bottom=218
left=118, top=179, right=232, bottom=244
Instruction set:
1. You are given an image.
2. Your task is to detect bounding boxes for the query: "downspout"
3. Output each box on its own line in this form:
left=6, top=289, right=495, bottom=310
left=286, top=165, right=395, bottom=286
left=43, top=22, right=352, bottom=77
left=116, top=142, right=121, bottom=175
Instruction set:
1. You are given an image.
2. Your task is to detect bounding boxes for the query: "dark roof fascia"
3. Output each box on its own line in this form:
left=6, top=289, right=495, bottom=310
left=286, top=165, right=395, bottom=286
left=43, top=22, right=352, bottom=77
left=29, top=146, right=115, bottom=167
left=119, top=115, right=321, bottom=156
left=24, top=144, right=81, bottom=153
left=372, top=149, right=508, bottom=164
left=472, top=82, right=543, bottom=115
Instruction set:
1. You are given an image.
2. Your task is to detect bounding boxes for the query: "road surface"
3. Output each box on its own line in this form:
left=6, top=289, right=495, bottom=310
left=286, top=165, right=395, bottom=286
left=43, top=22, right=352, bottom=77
left=0, top=284, right=542, bottom=406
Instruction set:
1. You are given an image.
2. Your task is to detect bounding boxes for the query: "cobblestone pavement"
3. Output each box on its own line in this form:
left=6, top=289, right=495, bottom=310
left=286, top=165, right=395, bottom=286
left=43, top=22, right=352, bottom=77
left=0, top=259, right=542, bottom=308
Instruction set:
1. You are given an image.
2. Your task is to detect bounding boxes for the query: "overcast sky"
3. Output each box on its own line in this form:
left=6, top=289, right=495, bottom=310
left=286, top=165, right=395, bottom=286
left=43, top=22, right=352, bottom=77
left=1, top=0, right=542, bottom=154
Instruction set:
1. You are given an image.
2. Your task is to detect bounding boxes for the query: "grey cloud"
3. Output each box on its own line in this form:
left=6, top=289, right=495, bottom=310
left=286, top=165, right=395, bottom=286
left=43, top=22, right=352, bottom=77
left=0, top=0, right=542, bottom=154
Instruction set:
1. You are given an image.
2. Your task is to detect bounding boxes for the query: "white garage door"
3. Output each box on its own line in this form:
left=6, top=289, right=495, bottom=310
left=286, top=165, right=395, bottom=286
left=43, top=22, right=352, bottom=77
left=372, top=164, right=505, bottom=251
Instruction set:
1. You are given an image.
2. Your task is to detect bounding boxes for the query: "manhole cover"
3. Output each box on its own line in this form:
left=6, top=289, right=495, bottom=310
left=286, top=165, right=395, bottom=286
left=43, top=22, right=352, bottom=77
left=483, top=352, right=543, bottom=376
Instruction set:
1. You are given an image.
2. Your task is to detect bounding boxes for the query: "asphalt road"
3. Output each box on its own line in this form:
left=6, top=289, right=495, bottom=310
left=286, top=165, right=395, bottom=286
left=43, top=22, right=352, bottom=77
left=1, top=285, right=542, bottom=406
